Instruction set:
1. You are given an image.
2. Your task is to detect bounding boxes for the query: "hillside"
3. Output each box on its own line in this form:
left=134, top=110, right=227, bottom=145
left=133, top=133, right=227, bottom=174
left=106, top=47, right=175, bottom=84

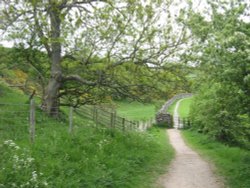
left=0, top=83, right=174, bottom=188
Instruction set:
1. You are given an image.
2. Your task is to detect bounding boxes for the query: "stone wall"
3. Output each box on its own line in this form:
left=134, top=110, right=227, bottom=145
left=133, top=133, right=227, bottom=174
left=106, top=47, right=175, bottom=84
left=155, top=93, right=193, bottom=127
left=158, top=93, right=193, bottom=114
left=155, top=112, right=173, bottom=127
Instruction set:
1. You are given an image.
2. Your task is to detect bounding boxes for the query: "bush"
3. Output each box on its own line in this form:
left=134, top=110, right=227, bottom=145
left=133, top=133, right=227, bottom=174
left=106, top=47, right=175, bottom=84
left=190, top=83, right=250, bottom=149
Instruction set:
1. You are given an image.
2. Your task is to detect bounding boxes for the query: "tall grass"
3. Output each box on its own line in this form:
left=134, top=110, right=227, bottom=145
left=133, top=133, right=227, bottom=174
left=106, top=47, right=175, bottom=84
left=0, top=83, right=174, bottom=187
left=182, top=130, right=250, bottom=188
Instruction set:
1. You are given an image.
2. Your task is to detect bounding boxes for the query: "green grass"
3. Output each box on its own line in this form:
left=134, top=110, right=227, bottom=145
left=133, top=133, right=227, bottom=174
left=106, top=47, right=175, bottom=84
left=0, top=82, right=29, bottom=103
left=0, top=83, right=174, bottom=187
left=166, top=97, right=193, bottom=118
left=182, top=130, right=250, bottom=188
left=178, top=97, right=193, bottom=118
left=166, top=100, right=177, bottom=115
left=116, top=101, right=156, bottom=121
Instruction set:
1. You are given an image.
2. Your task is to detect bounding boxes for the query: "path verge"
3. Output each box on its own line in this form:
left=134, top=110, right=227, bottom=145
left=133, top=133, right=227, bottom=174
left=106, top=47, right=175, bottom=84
left=157, top=99, right=224, bottom=188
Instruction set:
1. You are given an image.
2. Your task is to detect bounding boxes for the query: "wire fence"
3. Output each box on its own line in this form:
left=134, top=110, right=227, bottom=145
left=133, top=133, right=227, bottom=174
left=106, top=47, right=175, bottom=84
left=0, top=100, right=155, bottom=143
left=156, top=93, right=193, bottom=128
left=176, top=117, right=193, bottom=129
left=0, top=101, right=69, bottom=143
left=75, top=105, right=154, bottom=132
left=0, top=103, right=30, bottom=127
left=158, top=93, right=193, bottom=114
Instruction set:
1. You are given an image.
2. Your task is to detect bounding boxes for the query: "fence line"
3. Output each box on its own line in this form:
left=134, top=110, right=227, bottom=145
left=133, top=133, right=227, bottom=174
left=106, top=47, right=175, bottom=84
left=75, top=105, right=154, bottom=132
left=0, top=101, right=155, bottom=143
left=29, top=99, right=35, bottom=143
left=158, top=93, right=193, bottom=114
left=156, top=93, right=193, bottom=127
left=176, top=117, right=193, bottom=129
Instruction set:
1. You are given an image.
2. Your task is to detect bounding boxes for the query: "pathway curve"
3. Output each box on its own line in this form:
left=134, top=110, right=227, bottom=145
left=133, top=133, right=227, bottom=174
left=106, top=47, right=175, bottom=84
left=158, top=99, right=224, bottom=188
left=173, top=98, right=184, bottom=129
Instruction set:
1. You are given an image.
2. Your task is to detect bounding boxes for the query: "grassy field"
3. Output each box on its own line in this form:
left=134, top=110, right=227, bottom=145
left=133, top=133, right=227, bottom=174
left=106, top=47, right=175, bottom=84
left=182, top=130, right=250, bottom=188
left=166, top=97, right=193, bottom=118
left=0, top=83, right=174, bottom=187
left=116, top=101, right=156, bottom=121
left=178, top=97, right=193, bottom=118
left=166, top=100, right=177, bottom=115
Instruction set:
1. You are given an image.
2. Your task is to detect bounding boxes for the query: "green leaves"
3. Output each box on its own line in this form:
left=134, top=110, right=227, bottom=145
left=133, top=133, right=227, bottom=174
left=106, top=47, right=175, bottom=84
left=186, top=1, right=250, bottom=149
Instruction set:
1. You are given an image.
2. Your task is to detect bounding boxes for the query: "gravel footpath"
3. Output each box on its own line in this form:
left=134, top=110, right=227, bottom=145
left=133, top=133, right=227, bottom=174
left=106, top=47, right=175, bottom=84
left=157, top=99, right=224, bottom=188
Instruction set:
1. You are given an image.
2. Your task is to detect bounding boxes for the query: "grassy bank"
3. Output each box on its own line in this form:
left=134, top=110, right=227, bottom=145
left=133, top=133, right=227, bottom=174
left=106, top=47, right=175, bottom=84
left=166, top=100, right=177, bottom=115
left=0, top=83, right=174, bottom=187
left=116, top=101, right=156, bottom=121
left=182, top=130, right=250, bottom=188
left=177, top=96, right=250, bottom=187
left=178, top=97, right=193, bottom=118
left=166, top=97, right=193, bottom=117
left=1, top=125, right=174, bottom=188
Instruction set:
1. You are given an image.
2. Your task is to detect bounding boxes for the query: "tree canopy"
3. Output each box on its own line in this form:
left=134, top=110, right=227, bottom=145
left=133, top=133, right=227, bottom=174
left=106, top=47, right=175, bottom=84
left=0, top=0, right=189, bottom=115
left=184, top=1, right=250, bottom=148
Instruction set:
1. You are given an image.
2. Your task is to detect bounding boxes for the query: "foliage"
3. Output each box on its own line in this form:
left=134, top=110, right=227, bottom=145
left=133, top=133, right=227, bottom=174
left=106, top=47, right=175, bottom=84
left=182, top=130, right=250, bottom=188
left=183, top=1, right=250, bottom=148
left=0, top=0, right=189, bottom=114
left=0, top=46, right=50, bottom=96
left=60, top=57, right=187, bottom=106
left=0, top=45, right=190, bottom=106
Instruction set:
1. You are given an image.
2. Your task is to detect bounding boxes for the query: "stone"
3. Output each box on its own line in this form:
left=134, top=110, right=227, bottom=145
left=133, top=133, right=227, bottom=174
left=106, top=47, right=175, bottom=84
left=156, top=112, right=173, bottom=127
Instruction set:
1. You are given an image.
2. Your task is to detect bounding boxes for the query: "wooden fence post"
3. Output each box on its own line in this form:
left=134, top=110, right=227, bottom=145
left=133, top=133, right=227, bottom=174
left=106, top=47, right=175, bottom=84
left=93, top=106, right=96, bottom=121
left=178, top=117, right=180, bottom=129
left=149, top=120, right=152, bottom=128
left=110, top=112, right=114, bottom=128
left=95, top=108, right=98, bottom=127
left=113, top=111, right=116, bottom=129
left=69, top=107, right=73, bottom=133
left=144, top=121, right=147, bottom=130
left=137, top=121, right=140, bottom=131
left=92, top=106, right=98, bottom=127
left=29, top=99, right=35, bottom=144
left=110, top=112, right=115, bottom=136
left=130, top=121, right=134, bottom=131
left=122, top=118, right=125, bottom=132
left=188, top=118, right=190, bottom=127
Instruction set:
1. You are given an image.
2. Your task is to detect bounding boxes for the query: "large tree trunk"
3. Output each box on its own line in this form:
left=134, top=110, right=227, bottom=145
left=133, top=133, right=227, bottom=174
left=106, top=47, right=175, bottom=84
left=43, top=4, right=62, bottom=116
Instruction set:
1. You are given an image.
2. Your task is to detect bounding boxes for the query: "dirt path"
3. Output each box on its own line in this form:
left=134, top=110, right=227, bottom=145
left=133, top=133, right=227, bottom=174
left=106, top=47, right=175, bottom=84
left=173, top=99, right=184, bottom=129
left=158, top=99, right=224, bottom=188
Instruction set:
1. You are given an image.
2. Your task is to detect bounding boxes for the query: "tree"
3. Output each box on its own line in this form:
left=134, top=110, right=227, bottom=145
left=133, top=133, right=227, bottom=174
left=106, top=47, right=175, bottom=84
left=183, top=1, right=250, bottom=148
left=0, top=0, right=187, bottom=116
